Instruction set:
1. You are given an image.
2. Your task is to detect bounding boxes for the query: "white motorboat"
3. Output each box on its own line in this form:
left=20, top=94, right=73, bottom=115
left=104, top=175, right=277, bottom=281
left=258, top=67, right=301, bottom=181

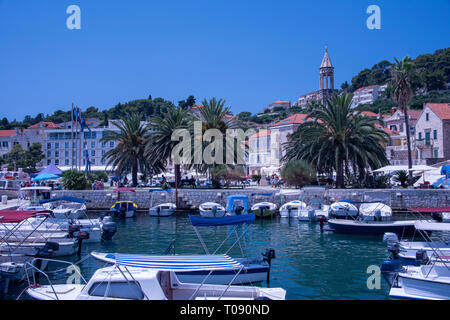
left=359, top=202, right=392, bottom=221
left=40, top=196, right=88, bottom=220
left=0, top=239, right=77, bottom=257
left=328, top=201, right=358, bottom=219
left=149, top=203, right=176, bottom=217
left=389, top=264, right=450, bottom=300
left=251, top=202, right=277, bottom=218
left=279, top=200, right=306, bottom=218
left=199, top=202, right=226, bottom=218
left=25, top=255, right=286, bottom=300
left=298, top=196, right=330, bottom=222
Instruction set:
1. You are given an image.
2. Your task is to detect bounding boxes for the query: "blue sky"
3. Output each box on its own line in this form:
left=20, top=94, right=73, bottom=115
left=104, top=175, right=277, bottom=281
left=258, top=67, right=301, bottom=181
left=0, top=0, right=449, bottom=120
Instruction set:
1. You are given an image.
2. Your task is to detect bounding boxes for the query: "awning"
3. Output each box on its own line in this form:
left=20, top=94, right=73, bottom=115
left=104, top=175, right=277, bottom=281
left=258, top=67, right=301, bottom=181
left=32, top=173, right=60, bottom=181
left=38, top=164, right=62, bottom=176
left=0, top=210, right=52, bottom=223
left=373, top=165, right=435, bottom=173
left=414, top=221, right=450, bottom=232
left=189, top=214, right=255, bottom=227
left=39, top=196, right=88, bottom=204
left=409, top=207, right=450, bottom=213
left=114, top=254, right=243, bottom=271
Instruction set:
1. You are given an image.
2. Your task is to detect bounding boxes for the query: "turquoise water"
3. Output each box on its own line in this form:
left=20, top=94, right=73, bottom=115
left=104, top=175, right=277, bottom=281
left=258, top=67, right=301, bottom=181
left=4, top=213, right=392, bottom=300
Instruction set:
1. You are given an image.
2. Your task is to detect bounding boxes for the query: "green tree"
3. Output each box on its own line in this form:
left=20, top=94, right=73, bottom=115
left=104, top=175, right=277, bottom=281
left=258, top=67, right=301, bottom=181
left=5, top=143, right=44, bottom=173
left=389, top=56, right=415, bottom=180
left=101, top=113, right=154, bottom=187
left=61, top=170, right=88, bottom=190
left=283, top=93, right=389, bottom=188
left=393, top=170, right=409, bottom=188
left=281, top=160, right=316, bottom=188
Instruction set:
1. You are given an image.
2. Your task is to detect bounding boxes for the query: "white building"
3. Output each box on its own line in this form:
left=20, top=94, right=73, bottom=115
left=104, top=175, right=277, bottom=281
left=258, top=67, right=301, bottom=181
left=350, top=84, right=387, bottom=109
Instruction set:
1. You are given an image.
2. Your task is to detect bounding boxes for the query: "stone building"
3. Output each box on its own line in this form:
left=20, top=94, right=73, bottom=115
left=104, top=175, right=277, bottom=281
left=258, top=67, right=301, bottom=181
left=350, top=84, right=387, bottom=109
left=414, top=102, right=450, bottom=164
left=295, top=47, right=337, bottom=108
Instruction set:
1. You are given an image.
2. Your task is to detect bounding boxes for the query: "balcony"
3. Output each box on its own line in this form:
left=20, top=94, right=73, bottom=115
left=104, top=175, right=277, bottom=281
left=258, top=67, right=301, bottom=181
left=414, top=139, right=434, bottom=149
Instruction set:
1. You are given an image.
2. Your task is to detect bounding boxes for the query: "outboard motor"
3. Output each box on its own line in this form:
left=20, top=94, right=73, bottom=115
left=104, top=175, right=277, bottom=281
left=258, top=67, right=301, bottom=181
left=317, top=215, right=327, bottom=232
left=431, top=212, right=443, bottom=223
left=101, top=216, right=117, bottom=241
left=68, top=225, right=81, bottom=238
left=416, top=249, right=429, bottom=265
left=383, top=232, right=400, bottom=259
left=380, top=259, right=403, bottom=287
left=262, top=248, right=276, bottom=283
left=99, top=212, right=108, bottom=221
left=74, top=231, right=90, bottom=256
left=212, top=206, right=217, bottom=217
left=235, top=206, right=244, bottom=215
left=374, top=209, right=382, bottom=222
left=287, top=206, right=292, bottom=216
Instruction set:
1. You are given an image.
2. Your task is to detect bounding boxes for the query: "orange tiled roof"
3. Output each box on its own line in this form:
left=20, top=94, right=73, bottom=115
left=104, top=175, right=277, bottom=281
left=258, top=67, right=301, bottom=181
left=426, top=102, right=450, bottom=120
left=272, top=100, right=290, bottom=104
left=28, top=122, right=62, bottom=129
left=191, top=105, right=204, bottom=109
left=250, top=129, right=270, bottom=139
left=0, top=130, right=15, bottom=137
left=271, top=113, right=308, bottom=127
left=375, top=123, right=394, bottom=135
left=354, top=85, right=377, bottom=93
left=359, top=111, right=379, bottom=118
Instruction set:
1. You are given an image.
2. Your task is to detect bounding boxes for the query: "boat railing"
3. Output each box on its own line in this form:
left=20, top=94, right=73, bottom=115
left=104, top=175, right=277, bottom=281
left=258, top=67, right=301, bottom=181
left=19, top=258, right=88, bottom=300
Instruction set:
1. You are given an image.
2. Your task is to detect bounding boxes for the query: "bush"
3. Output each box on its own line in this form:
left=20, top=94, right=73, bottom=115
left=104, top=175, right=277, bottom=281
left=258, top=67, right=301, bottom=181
left=392, top=170, right=409, bottom=188
left=86, top=171, right=108, bottom=185
left=61, top=170, right=89, bottom=190
left=281, top=160, right=316, bottom=188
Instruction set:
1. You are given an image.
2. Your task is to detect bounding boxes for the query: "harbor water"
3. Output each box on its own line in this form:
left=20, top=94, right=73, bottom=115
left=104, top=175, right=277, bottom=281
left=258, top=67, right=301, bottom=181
left=4, top=212, right=392, bottom=300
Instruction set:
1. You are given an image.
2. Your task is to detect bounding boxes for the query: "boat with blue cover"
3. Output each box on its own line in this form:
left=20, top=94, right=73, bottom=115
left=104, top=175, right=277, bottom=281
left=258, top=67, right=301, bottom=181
left=91, top=213, right=275, bottom=285
left=225, top=195, right=249, bottom=216
left=39, top=196, right=88, bottom=219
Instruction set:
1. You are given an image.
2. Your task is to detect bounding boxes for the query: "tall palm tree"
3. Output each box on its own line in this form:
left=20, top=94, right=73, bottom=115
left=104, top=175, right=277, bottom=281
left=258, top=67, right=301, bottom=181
left=283, top=93, right=389, bottom=188
left=101, top=113, right=155, bottom=187
left=389, top=56, right=415, bottom=180
left=145, top=106, right=192, bottom=203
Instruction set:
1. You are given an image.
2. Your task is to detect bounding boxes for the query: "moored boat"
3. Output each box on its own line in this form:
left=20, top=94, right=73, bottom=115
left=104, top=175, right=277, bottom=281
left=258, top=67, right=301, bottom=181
left=326, top=219, right=418, bottom=236
left=149, top=203, right=176, bottom=217
left=199, top=202, right=226, bottom=218
left=251, top=202, right=277, bottom=218
left=279, top=200, right=306, bottom=218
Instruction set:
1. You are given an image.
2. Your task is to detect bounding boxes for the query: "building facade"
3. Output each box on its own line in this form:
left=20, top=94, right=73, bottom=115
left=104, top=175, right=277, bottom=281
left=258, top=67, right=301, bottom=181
left=350, top=84, right=387, bottom=109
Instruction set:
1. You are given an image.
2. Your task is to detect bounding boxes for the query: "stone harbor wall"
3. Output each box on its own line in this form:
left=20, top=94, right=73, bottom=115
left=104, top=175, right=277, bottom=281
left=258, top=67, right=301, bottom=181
left=46, top=188, right=450, bottom=211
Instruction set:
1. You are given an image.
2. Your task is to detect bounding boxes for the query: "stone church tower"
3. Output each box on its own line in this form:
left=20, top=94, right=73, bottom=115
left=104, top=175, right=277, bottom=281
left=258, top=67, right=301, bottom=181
left=318, top=46, right=335, bottom=104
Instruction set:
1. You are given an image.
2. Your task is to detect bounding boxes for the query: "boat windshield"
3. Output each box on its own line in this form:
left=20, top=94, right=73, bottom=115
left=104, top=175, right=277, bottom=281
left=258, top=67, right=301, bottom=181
left=88, top=280, right=144, bottom=299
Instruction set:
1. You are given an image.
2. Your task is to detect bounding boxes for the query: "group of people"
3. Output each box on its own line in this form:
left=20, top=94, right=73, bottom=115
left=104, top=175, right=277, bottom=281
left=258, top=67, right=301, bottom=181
left=91, top=180, right=105, bottom=190
left=268, top=174, right=282, bottom=188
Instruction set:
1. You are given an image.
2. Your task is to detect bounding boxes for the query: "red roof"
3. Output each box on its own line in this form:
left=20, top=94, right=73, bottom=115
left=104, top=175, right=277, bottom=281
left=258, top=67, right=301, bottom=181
left=28, top=122, right=62, bottom=129
left=250, top=129, right=270, bottom=138
left=191, top=105, right=204, bottom=109
left=0, top=130, right=15, bottom=137
left=359, top=111, right=379, bottom=118
left=354, top=85, right=377, bottom=93
left=272, top=100, right=290, bottom=104
left=375, top=123, right=394, bottom=135
left=271, top=114, right=308, bottom=127
left=426, top=103, right=450, bottom=120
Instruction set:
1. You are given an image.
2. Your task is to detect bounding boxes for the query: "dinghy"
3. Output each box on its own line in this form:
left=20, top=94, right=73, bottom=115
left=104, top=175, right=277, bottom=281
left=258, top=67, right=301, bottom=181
left=328, top=201, right=358, bottom=219
left=111, top=188, right=137, bottom=218
left=279, top=200, right=306, bottom=218
left=251, top=202, right=277, bottom=218
left=359, top=202, right=392, bottom=221
left=149, top=203, right=176, bottom=217
left=199, top=202, right=226, bottom=218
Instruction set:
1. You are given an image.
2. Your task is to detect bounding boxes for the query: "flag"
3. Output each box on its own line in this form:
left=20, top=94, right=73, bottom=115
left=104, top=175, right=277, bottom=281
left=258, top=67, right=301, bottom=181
left=80, top=112, right=91, bottom=132
left=84, top=149, right=91, bottom=172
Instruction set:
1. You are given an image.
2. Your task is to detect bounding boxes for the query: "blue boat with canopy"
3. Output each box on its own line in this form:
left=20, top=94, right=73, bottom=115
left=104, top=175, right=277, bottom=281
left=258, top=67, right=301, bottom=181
left=225, top=195, right=249, bottom=216
left=39, top=196, right=89, bottom=219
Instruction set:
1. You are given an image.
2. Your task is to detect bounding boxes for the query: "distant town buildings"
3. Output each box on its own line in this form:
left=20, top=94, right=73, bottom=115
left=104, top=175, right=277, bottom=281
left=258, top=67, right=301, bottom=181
left=350, top=84, right=387, bottom=109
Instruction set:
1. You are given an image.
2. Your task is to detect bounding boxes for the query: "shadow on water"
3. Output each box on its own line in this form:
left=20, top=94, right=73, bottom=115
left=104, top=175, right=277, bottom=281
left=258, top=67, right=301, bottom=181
left=3, top=213, right=390, bottom=300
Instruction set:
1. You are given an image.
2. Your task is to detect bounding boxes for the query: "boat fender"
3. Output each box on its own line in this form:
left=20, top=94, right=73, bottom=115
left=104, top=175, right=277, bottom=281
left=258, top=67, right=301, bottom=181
left=102, top=221, right=117, bottom=241
left=415, top=249, right=429, bottom=265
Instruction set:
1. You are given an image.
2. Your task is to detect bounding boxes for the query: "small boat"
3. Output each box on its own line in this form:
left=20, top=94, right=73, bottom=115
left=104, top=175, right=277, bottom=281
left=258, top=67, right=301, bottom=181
left=199, top=202, right=226, bottom=218
left=111, top=201, right=137, bottom=218
left=326, top=219, right=418, bottom=236
left=388, top=264, right=450, bottom=300
left=111, top=188, right=137, bottom=218
left=39, top=196, right=88, bottom=220
left=225, top=195, right=249, bottom=216
left=328, top=201, right=358, bottom=219
left=408, top=206, right=450, bottom=223
left=359, top=202, right=392, bottom=221
left=298, top=197, right=330, bottom=222
left=24, top=255, right=286, bottom=300
left=149, top=203, right=176, bottom=217
left=251, top=202, right=277, bottom=218
left=148, top=189, right=176, bottom=217
left=279, top=200, right=306, bottom=218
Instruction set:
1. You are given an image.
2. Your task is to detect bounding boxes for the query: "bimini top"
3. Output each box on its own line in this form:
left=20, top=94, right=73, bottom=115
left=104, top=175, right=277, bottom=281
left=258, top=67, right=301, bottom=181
left=149, top=189, right=172, bottom=193
left=226, top=195, right=249, bottom=213
left=113, top=253, right=242, bottom=271
left=39, top=196, right=88, bottom=204
left=0, top=210, right=52, bottom=223
left=414, top=221, right=450, bottom=232
left=189, top=213, right=255, bottom=227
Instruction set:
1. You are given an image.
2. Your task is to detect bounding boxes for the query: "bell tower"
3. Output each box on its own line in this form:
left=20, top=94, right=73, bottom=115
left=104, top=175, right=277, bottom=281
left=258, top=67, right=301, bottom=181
left=319, top=46, right=334, bottom=90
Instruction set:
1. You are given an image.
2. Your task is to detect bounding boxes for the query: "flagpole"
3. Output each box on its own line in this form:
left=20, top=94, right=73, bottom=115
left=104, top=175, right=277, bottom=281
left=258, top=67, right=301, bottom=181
left=71, top=103, right=74, bottom=170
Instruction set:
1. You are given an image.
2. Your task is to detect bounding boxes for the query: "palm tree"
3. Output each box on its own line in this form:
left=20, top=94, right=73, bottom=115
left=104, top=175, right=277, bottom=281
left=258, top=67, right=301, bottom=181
left=283, top=93, right=389, bottom=188
left=101, top=113, right=155, bottom=187
left=389, top=56, right=415, bottom=180
left=145, top=106, right=192, bottom=202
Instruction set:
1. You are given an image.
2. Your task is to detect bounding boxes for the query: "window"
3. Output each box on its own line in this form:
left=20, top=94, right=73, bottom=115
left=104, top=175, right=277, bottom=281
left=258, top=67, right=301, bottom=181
left=2, top=141, right=8, bottom=148
left=433, top=130, right=437, bottom=140
left=418, top=132, right=422, bottom=140
left=65, top=159, right=69, bottom=165
left=47, top=151, right=51, bottom=157
left=91, top=158, right=95, bottom=165
left=65, top=142, right=69, bottom=149
left=110, top=141, right=115, bottom=148
left=47, top=143, right=51, bottom=150
left=88, top=281, right=144, bottom=300
left=425, top=132, right=431, bottom=145
left=55, top=151, right=59, bottom=158
left=55, top=143, right=59, bottom=149
left=91, top=150, right=95, bottom=157
left=91, top=141, right=96, bottom=149
left=434, top=149, right=439, bottom=158
left=55, top=159, right=59, bottom=165
left=47, top=159, right=51, bottom=165
left=65, top=151, right=69, bottom=157
left=426, top=113, right=429, bottom=121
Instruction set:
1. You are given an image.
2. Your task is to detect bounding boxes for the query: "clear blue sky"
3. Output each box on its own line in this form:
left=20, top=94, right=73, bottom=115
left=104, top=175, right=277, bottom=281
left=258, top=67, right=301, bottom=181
left=1, top=0, right=449, bottom=121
